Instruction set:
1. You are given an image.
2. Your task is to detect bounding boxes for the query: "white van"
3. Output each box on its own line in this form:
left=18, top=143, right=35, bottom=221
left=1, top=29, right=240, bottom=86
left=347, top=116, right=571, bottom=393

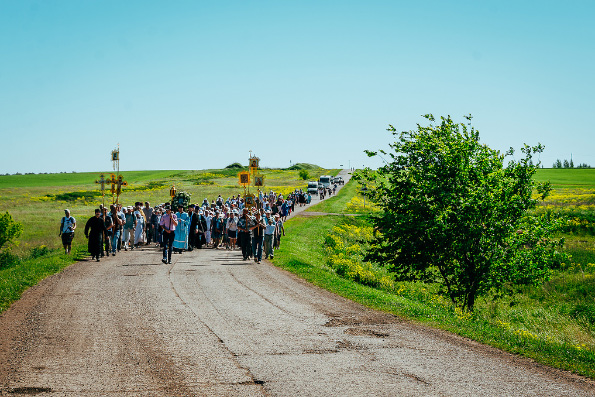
left=319, top=175, right=332, bottom=188
left=307, top=181, right=319, bottom=194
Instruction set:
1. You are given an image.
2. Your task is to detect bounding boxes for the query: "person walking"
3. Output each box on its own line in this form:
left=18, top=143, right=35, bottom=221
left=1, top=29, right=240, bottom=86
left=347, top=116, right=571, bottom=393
left=150, top=208, right=160, bottom=246
left=226, top=210, right=238, bottom=250
left=84, top=209, right=107, bottom=262
left=133, top=204, right=145, bottom=248
left=102, top=207, right=112, bottom=257
left=194, top=207, right=207, bottom=249
left=142, top=202, right=154, bottom=245
left=187, top=204, right=198, bottom=251
left=274, top=214, right=285, bottom=250
left=173, top=205, right=189, bottom=253
left=251, top=212, right=266, bottom=264
left=122, top=206, right=136, bottom=250
left=107, top=205, right=122, bottom=256
left=59, top=209, right=76, bottom=254
left=159, top=206, right=178, bottom=264
left=237, top=208, right=253, bottom=260
left=264, top=217, right=276, bottom=260
left=211, top=212, right=224, bottom=249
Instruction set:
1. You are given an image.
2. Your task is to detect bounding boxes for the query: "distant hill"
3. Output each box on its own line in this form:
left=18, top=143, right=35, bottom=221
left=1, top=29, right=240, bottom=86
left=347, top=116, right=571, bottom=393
left=285, top=163, right=322, bottom=171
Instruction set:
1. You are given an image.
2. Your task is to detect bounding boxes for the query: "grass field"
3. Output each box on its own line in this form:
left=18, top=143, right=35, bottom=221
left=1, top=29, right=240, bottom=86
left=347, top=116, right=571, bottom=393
left=534, top=168, right=595, bottom=188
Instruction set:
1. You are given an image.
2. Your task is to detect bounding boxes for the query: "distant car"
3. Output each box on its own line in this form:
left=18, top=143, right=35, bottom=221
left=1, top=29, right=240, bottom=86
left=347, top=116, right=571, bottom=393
left=334, top=176, right=344, bottom=185
left=307, top=181, right=319, bottom=194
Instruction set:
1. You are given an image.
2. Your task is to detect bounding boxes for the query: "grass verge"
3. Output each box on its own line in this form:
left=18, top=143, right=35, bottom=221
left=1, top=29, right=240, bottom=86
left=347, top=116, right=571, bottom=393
left=273, top=213, right=595, bottom=379
left=273, top=178, right=595, bottom=379
left=0, top=245, right=88, bottom=313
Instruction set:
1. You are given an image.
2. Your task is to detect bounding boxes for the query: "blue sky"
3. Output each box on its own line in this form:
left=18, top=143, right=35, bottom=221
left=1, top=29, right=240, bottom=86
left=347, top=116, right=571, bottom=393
left=1, top=1, right=593, bottom=174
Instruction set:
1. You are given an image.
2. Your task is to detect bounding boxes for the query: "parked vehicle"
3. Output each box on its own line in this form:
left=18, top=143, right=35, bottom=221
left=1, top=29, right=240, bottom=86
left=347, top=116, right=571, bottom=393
left=307, top=181, right=319, bottom=194
left=334, top=176, right=344, bottom=185
left=319, top=175, right=332, bottom=188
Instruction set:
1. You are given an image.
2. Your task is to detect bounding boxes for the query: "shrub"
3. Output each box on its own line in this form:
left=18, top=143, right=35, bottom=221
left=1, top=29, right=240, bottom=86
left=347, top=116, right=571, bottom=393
left=0, top=212, right=23, bottom=251
left=0, top=251, right=21, bottom=270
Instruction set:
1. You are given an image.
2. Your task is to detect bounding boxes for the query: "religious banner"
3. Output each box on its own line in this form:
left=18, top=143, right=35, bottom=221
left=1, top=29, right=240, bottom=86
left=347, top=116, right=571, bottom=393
left=116, top=175, right=128, bottom=195
left=254, top=175, right=264, bottom=187
left=95, top=174, right=106, bottom=206
left=244, top=193, right=256, bottom=208
left=239, top=171, right=250, bottom=186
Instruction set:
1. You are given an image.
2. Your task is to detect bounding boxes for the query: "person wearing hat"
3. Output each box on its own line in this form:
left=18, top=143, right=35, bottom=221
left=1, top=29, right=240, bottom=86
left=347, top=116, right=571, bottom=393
left=59, top=209, right=76, bottom=254
left=274, top=214, right=285, bottom=250
left=159, top=205, right=178, bottom=264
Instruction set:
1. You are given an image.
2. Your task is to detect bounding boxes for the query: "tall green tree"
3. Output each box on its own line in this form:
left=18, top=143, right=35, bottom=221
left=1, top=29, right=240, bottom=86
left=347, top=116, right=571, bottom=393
left=357, top=114, right=565, bottom=311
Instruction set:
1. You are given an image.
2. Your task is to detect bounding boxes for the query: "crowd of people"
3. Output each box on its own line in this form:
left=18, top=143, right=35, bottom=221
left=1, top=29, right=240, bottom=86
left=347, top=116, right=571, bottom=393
left=62, top=188, right=331, bottom=264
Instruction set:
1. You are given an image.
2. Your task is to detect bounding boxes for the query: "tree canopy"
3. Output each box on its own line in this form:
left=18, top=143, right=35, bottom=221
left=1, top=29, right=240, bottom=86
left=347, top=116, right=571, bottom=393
left=356, top=114, right=565, bottom=311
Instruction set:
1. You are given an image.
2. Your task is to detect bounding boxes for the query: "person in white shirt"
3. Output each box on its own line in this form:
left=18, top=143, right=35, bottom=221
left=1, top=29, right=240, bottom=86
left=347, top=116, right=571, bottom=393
left=59, top=209, right=76, bottom=254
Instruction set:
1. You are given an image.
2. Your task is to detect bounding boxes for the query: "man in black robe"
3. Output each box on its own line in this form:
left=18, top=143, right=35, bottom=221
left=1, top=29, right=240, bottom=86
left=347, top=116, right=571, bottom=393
left=187, top=204, right=197, bottom=251
left=85, top=209, right=107, bottom=262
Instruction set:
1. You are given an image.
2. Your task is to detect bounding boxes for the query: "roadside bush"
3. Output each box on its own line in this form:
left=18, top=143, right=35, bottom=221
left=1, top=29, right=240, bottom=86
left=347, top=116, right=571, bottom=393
left=0, top=251, right=21, bottom=270
left=0, top=212, right=23, bottom=251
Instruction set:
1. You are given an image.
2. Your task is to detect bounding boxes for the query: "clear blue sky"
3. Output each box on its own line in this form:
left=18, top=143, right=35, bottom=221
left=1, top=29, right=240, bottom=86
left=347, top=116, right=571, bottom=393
left=1, top=1, right=593, bottom=174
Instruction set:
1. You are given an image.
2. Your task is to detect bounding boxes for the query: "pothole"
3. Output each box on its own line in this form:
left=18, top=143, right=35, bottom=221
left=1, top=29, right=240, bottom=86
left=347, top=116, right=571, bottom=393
left=344, top=328, right=389, bottom=338
left=8, top=387, right=53, bottom=395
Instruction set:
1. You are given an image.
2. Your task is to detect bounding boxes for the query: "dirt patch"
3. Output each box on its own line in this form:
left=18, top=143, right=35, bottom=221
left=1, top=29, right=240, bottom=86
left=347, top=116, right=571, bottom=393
left=344, top=328, right=389, bottom=338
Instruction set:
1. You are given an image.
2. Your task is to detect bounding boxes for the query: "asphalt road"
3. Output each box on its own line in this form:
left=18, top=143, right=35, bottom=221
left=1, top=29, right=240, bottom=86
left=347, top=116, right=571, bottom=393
left=1, top=171, right=594, bottom=396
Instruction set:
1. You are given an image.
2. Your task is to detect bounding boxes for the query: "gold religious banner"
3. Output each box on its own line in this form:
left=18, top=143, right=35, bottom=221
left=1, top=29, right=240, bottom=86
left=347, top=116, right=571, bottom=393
left=111, top=150, right=119, bottom=161
left=106, top=174, right=118, bottom=202
left=170, top=185, right=177, bottom=198
left=116, top=175, right=128, bottom=195
left=254, top=175, right=264, bottom=187
left=249, top=157, right=259, bottom=169
left=244, top=193, right=256, bottom=208
left=238, top=171, right=250, bottom=186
